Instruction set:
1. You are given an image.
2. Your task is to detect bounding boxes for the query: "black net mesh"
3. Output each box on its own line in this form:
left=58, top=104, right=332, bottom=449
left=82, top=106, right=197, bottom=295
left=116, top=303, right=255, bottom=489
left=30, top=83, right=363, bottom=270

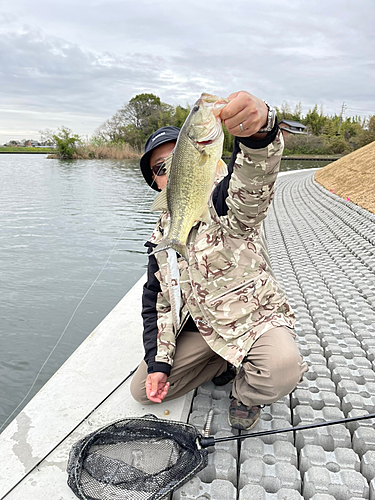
left=67, top=415, right=208, bottom=500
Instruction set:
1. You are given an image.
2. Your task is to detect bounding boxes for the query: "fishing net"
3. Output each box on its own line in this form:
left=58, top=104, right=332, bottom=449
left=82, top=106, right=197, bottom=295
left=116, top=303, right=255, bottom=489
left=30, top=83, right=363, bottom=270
left=67, top=410, right=375, bottom=500
left=67, top=415, right=208, bottom=500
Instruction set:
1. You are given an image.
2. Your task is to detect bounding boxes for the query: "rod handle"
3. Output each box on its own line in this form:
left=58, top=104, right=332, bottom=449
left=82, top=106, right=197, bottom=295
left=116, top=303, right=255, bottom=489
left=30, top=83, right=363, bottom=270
left=199, top=436, right=215, bottom=448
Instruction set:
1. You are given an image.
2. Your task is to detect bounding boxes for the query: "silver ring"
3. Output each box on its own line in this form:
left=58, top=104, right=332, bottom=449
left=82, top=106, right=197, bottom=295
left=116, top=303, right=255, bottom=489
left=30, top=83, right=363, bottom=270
left=239, top=122, right=244, bottom=132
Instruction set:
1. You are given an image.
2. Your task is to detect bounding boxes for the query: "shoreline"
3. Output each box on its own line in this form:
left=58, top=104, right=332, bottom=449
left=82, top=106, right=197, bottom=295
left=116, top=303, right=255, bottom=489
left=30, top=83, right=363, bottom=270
left=1, top=150, right=342, bottom=161
left=0, top=151, right=54, bottom=154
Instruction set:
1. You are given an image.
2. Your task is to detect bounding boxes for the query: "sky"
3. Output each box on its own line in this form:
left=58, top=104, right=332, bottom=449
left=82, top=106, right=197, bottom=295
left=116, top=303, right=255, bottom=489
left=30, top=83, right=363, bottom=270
left=0, top=0, right=374, bottom=143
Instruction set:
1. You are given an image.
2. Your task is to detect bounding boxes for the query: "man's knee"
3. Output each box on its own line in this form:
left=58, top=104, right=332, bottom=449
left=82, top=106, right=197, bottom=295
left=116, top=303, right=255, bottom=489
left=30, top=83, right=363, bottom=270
left=268, top=348, right=305, bottom=399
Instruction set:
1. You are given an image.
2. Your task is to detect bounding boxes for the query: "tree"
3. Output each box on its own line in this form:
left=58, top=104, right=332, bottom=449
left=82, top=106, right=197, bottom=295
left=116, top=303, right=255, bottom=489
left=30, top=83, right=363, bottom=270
left=355, top=115, right=375, bottom=148
left=173, top=105, right=190, bottom=128
left=304, top=105, right=327, bottom=135
left=43, top=127, right=82, bottom=159
left=122, top=93, right=161, bottom=130
left=323, top=135, right=353, bottom=154
left=94, top=93, right=178, bottom=149
left=94, top=112, right=126, bottom=143
left=292, top=102, right=303, bottom=122
left=120, top=93, right=174, bottom=136
left=222, top=124, right=234, bottom=156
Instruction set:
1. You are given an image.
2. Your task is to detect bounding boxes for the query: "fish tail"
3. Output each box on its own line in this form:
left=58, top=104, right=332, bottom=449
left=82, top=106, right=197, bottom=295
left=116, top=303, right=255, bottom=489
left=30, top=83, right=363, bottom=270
left=152, top=239, right=188, bottom=261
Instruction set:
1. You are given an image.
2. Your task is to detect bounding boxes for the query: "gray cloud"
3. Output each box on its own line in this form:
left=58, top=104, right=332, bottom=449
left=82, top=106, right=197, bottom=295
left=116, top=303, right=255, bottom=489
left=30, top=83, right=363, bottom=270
left=0, top=0, right=374, bottom=142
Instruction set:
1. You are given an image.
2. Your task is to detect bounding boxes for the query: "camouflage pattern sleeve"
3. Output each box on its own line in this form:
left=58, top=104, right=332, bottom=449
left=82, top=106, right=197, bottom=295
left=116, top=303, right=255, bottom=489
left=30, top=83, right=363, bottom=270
left=225, top=130, right=284, bottom=233
left=155, top=278, right=176, bottom=367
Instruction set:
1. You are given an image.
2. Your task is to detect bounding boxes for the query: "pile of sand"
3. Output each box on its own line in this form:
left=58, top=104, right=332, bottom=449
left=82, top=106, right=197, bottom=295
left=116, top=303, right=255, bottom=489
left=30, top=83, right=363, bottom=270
left=315, top=141, right=375, bottom=215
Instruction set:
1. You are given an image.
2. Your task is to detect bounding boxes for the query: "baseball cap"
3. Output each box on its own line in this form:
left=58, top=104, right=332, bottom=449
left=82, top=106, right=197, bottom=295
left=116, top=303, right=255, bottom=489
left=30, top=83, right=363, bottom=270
left=140, top=126, right=180, bottom=191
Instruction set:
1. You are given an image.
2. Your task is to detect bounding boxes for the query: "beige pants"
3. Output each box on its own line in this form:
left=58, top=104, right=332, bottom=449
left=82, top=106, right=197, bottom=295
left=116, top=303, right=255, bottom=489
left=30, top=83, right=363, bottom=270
left=130, top=326, right=307, bottom=407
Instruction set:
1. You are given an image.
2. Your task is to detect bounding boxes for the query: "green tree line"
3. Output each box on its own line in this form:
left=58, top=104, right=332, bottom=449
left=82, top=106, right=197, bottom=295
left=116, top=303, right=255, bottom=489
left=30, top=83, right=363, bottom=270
left=95, top=94, right=373, bottom=156
left=275, top=101, right=375, bottom=155
left=44, top=94, right=374, bottom=159
left=93, top=93, right=235, bottom=155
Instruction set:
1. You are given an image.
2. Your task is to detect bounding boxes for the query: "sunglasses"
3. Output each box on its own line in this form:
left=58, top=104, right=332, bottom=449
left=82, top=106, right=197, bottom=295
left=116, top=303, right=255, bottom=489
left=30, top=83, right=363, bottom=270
left=150, top=161, right=167, bottom=176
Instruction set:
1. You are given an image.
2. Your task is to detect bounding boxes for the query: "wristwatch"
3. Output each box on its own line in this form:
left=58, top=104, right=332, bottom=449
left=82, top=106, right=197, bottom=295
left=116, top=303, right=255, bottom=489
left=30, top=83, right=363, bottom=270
left=257, top=100, right=276, bottom=133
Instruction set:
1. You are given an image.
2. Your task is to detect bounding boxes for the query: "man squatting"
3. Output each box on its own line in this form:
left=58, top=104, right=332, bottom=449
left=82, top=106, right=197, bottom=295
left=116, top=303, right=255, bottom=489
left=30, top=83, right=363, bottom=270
left=130, top=91, right=308, bottom=431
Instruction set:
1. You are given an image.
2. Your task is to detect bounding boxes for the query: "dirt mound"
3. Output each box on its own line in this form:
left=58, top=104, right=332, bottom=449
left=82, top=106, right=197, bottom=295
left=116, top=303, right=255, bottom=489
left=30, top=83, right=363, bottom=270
left=315, top=141, right=375, bottom=214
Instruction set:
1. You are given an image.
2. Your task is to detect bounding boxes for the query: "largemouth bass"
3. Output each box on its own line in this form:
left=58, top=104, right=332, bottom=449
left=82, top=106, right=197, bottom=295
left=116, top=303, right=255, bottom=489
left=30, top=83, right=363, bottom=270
left=151, top=92, right=228, bottom=260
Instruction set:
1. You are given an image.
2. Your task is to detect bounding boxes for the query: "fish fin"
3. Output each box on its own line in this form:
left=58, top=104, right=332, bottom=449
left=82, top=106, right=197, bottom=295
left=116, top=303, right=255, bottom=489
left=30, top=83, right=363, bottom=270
left=151, top=239, right=188, bottom=261
left=150, top=150, right=173, bottom=211
left=216, top=158, right=228, bottom=177
left=198, top=151, right=209, bottom=167
left=200, top=207, right=211, bottom=225
left=164, top=150, right=173, bottom=177
left=151, top=188, right=168, bottom=212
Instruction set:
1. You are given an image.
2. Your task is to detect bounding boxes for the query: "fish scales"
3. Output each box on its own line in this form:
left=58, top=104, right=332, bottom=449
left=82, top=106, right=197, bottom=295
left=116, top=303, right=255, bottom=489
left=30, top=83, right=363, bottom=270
left=151, top=92, right=228, bottom=260
left=167, top=131, right=218, bottom=250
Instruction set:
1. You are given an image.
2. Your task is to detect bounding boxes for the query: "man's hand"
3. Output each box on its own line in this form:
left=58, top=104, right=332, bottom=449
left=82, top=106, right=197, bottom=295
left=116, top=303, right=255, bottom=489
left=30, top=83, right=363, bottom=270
left=221, top=91, right=269, bottom=138
left=146, top=372, right=170, bottom=403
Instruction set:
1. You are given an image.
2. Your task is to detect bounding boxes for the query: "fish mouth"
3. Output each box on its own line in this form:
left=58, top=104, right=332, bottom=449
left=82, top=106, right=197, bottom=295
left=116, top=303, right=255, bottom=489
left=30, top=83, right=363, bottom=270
left=200, top=93, right=229, bottom=116
left=197, top=139, right=214, bottom=146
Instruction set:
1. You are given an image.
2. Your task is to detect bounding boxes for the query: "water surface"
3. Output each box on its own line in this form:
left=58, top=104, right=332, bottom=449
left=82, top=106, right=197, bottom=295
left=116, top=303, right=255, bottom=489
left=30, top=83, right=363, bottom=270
left=0, top=154, right=157, bottom=429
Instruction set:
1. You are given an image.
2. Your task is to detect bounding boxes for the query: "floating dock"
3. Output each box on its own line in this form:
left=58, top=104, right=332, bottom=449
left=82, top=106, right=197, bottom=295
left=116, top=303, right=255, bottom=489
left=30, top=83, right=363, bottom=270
left=1, top=169, right=375, bottom=499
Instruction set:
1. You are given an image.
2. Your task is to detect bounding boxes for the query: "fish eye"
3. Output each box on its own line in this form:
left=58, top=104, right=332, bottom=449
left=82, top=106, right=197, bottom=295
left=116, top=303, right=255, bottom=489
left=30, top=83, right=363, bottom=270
left=193, top=105, right=199, bottom=112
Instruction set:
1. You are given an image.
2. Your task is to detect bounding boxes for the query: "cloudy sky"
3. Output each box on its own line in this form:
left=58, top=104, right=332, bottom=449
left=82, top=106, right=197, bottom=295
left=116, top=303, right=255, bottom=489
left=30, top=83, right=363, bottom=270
left=1, top=0, right=374, bottom=143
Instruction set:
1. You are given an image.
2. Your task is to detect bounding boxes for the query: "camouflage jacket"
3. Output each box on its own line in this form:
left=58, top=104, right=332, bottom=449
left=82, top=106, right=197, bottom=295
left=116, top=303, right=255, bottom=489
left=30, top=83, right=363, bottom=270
left=142, top=129, right=295, bottom=375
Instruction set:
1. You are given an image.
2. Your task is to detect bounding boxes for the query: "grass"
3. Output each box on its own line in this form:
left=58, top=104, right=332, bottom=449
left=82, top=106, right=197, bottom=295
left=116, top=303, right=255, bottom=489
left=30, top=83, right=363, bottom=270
left=74, top=143, right=140, bottom=159
left=47, top=143, right=141, bottom=160
left=315, top=141, right=375, bottom=214
left=0, top=146, right=55, bottom=153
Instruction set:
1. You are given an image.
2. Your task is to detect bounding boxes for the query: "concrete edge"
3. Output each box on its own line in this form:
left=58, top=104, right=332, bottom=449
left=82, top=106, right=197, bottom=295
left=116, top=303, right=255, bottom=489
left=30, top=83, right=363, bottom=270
left=0, top=273, right=193, bottom=498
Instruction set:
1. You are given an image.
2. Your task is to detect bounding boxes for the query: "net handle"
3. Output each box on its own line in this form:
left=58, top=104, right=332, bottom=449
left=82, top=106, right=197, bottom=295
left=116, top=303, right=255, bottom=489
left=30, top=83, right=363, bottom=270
left=199, top=411, right=375, bottom=448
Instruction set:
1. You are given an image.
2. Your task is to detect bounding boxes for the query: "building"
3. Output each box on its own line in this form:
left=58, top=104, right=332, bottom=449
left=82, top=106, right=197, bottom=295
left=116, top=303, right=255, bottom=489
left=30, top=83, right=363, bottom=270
left=279, top=120, right=307, bottom=141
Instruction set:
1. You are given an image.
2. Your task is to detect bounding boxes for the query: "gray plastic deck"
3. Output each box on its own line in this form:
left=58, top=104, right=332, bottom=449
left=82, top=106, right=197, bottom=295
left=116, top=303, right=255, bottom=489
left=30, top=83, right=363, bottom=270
left=2, top=168, right=375, bottom=499
left=175, top=169, right=375, bottom=499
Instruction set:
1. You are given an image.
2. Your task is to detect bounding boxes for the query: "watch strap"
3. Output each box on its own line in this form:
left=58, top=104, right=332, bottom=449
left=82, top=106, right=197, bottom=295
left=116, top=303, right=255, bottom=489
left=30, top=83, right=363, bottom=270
left=258, top=100, right=276, bottom=133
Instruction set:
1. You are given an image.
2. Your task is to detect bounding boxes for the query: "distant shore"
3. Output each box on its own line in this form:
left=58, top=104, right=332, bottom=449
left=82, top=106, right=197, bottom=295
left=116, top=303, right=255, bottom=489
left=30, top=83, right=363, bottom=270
left=3, top=151, right=343, bottom=161
left=0, top=147, right=54, bottom=154
left=0, top=147, right=344, bottom=162
left=0, top=151, right=54, bottom=154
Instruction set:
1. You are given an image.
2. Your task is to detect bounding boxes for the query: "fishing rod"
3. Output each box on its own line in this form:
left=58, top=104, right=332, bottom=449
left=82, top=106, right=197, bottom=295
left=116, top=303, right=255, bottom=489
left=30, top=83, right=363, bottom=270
left=66, top=411, right=375, bottom=500
left=199, top=411, right=375, bottom=448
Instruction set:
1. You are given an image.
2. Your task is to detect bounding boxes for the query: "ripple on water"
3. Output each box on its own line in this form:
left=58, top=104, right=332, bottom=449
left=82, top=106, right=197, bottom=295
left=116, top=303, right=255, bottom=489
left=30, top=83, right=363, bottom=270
left=0, top=155, right=157, bottom=427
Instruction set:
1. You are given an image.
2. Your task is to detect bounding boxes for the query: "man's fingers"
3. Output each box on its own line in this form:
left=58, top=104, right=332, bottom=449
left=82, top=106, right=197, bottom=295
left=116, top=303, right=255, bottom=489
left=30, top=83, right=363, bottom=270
left=221, top=99, right=245, bottom=121
left=150, top=377, right=159, bottom=396
left=146, top=373, right=169, bottom=402
left=149, top=395, right=162, bottom=403
left=161, top=382, right=170, bottom=398
left=147, top=381, right=169, bottom=403
left=226, top=91, right=240, bottom=101
left=224, top=108, right=254, bottom=132
left=221, top=91, right=269, bottom=137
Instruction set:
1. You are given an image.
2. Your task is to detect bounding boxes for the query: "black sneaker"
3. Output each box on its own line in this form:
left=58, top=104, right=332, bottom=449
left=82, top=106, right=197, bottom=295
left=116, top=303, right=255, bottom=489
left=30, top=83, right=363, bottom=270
left=212, top=363, right=237, bottom=386
left=228, top=398, right=261, bottom=430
